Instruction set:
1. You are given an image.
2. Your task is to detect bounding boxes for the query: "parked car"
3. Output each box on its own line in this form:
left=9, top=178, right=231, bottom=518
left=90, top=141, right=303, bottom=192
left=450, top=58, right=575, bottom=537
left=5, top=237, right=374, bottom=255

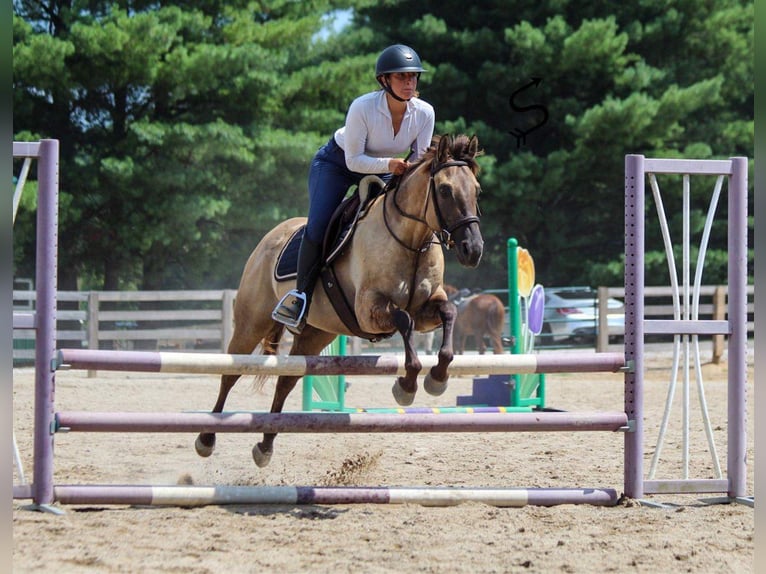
left=480, top=286, right=625, bottom=347
left=539, top=286, right=624, bottom=345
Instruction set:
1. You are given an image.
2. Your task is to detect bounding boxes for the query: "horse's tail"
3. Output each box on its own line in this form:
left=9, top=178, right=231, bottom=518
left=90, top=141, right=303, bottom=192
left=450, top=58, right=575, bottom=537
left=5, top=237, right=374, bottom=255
left=260, top=324, right=284, bottom=355
left=250, top=324, right=285, bottom=392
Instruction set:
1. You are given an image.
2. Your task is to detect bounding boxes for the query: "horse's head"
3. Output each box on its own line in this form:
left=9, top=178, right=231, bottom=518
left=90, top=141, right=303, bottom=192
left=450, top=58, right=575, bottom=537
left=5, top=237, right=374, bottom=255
left=427, top=134, right=484, bottom=267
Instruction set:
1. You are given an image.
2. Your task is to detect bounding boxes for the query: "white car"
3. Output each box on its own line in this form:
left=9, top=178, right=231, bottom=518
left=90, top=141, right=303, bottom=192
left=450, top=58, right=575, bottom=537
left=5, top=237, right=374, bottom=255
left=539, top=287, right=624, bottom=345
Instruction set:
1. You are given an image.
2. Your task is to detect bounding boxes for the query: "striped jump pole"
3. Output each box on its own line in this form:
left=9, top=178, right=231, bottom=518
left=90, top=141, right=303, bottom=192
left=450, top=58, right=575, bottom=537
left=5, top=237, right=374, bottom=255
left=52, top=485, right=620, bottom=507
left=54, top=410, right=630, bottom=434
left=55, top=348, right=627, bottom=376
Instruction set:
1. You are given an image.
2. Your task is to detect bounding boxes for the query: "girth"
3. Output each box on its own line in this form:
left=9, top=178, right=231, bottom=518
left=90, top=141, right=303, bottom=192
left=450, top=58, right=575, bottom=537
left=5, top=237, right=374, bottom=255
left=273, top=176, right=394, bottom=341
left=320, top=266, right=395, bottom=342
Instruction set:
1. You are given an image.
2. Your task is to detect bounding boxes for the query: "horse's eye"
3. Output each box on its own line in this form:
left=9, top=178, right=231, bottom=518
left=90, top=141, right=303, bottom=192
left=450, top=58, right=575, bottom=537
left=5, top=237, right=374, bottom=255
left=438, top=184, right=452, bottom=197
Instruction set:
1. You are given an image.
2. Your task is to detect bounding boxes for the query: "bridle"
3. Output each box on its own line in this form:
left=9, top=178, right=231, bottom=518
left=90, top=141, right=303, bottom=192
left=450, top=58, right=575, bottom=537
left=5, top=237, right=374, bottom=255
left=383, top=159, right=480, bottom=253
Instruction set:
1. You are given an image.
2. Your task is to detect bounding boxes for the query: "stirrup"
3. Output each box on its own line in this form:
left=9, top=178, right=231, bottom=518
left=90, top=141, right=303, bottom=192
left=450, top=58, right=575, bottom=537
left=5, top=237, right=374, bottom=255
left=272, top=290, right=308, bottom=330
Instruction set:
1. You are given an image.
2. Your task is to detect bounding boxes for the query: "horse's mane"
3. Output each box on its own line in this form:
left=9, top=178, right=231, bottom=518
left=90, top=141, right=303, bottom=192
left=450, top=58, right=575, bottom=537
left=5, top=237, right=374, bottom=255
left=409, top=134, right=482, bottom=176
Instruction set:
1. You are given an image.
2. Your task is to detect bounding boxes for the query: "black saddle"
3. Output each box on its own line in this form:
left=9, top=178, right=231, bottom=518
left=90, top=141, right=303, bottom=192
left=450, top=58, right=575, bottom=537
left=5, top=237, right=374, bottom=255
left=274, top=176, right=386, bottom=281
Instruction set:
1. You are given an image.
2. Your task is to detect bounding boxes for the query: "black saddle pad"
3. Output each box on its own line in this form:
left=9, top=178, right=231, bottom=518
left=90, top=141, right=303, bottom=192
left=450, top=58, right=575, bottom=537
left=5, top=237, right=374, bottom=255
left=274, top=226, right=305, bottom=281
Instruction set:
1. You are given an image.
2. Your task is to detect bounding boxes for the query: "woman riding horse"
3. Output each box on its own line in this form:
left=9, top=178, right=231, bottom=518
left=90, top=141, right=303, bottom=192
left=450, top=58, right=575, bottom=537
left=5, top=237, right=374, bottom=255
left=272, top=44, right=435, bottom=332
left=195, top=133, right=484, bottom=468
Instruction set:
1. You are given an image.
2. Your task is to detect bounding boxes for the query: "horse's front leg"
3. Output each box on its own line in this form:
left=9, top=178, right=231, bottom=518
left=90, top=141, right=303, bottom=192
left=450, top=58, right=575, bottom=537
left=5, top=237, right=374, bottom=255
left=390, top=308, right=422, bottom=406
left=423, top=299, right=457, bottom=396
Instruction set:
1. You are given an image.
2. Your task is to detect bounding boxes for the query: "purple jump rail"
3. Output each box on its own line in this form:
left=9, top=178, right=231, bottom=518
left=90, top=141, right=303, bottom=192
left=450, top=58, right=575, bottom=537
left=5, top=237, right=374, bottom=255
left=54, top=410, right=630, bottom=433
left=52, top=485, right=620, bottom=507
left=56, top=348, right=627, bottom=376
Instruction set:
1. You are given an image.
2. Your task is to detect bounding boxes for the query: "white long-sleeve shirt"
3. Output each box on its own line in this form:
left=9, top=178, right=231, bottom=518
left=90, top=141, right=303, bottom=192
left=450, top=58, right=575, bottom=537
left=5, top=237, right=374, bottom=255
left=334, top=90, right=435, bottom=174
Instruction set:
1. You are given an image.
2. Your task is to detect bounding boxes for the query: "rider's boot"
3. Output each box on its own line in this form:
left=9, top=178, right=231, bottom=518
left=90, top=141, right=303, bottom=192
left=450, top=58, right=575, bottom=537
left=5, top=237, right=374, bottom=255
left=272, top=236, right=322, bottom=333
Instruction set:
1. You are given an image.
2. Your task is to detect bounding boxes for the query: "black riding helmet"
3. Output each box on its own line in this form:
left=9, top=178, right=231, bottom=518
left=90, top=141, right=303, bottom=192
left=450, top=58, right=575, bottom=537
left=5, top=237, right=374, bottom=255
left=375, top=44, right=427, bottom=102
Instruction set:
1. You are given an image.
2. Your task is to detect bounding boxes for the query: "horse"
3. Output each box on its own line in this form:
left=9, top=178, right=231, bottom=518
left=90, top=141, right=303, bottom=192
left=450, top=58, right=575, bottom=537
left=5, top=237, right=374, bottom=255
left=453, top=292, right=506, bottom=355
left=195, top=134, right=484, bottom=467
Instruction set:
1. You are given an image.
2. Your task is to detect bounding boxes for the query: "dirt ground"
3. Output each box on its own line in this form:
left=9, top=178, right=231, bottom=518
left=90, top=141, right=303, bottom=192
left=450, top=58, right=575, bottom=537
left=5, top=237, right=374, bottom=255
left=12, top=347, right=754, bottom=573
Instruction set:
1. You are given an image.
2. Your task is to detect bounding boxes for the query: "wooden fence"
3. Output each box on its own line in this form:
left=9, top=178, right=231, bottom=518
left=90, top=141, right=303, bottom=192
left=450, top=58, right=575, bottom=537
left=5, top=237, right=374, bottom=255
left=597, top=285, right=755, bottom=361
left=13, top=285, right=754, bottom=367
left=12, top=290, right=236, bottom=363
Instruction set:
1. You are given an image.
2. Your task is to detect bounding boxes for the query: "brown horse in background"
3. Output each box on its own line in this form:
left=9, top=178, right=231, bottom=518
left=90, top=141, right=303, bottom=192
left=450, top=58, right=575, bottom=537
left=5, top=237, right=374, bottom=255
left=195, top=135, right=484, bottom=467
left=454, top=293, right=506, bottom=354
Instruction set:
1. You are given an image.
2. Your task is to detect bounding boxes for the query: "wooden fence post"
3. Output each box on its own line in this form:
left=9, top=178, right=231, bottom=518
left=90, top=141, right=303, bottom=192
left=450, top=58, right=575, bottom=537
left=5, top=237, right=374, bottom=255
left=222, top=290, right=235, bottom=352
left=712, top=285, right=726, bottom=364
left=87, top=291, right=100, bottom=378
left=597, top=287, right=609, bottom=352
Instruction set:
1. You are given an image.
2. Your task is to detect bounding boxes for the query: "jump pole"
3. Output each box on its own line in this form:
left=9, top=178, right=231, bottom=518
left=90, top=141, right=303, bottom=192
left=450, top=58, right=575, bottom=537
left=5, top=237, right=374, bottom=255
left=55, top=348, right=627, bottom=376
left=52, top=485, right=619, bottom=507
left=54, top=410, right=629, bottom=434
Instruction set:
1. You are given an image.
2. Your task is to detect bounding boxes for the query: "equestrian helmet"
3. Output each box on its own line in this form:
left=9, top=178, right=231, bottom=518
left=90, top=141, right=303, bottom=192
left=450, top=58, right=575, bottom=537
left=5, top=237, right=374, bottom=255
left=375, top=44, right=427, bottom=77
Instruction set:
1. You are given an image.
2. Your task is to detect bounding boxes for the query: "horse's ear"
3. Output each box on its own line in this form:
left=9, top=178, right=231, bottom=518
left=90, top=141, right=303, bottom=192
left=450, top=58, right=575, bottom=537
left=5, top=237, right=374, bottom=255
left=467, top=135, right=479, bottom=158
left=437, top=134, right=452, bottom=162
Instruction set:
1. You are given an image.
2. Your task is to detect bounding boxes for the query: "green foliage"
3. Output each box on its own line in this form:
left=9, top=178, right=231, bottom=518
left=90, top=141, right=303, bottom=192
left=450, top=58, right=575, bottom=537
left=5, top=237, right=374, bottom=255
left=13, top=0, right=753, bottom=293
left=355, top=0, right=752, bottom=289
left=13, top=1, right=368, bottom=289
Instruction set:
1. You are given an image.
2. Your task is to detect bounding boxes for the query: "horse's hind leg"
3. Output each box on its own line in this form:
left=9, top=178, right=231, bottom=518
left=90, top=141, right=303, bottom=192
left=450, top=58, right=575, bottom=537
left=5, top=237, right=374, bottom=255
left=491, top=333, right=505, bottom=354
left=195, top=321, right=285, bottom=458
left=423, top=300, right=456, bottom=397
left=252, top=326, right=336, bottom=467
left=477, top=332, right=488, bottom=355
left=454, top=326, right=466, bottom=355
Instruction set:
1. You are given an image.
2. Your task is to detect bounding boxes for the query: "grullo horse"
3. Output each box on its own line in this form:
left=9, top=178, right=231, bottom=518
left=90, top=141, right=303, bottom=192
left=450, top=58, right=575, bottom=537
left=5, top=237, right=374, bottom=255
left=195, top=134, right=484, bottom=467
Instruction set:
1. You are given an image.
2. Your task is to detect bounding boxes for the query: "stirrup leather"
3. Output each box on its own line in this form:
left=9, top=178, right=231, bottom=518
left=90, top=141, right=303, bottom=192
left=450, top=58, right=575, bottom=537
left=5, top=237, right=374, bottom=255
left=272, top=290, right=308, bottom=329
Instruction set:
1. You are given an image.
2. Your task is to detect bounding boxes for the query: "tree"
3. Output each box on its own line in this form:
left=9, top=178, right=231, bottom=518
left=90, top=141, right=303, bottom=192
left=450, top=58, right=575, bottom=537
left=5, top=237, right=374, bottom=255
left=352, top=0, right=753, bottom=288
left=14, top=0, right=753, bottom=293
left=13, top=0, right=367, bottom=290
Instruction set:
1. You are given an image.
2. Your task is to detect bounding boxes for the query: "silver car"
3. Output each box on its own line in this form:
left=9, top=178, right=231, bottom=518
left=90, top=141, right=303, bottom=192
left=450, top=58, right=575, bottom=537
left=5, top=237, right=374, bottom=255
left=479, top=286, right=625, bottom=347
left=538, top=286, right=624, bottom=345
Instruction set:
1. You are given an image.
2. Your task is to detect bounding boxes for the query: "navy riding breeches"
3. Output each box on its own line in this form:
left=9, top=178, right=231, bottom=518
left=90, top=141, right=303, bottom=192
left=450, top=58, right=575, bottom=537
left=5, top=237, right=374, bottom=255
left=305, top=136, right=388, bottom=244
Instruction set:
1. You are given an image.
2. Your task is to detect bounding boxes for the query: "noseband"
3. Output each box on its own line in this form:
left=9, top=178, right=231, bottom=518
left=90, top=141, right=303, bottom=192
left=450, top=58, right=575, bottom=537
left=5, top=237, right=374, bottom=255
left=385, top=159, right=480, bottom=252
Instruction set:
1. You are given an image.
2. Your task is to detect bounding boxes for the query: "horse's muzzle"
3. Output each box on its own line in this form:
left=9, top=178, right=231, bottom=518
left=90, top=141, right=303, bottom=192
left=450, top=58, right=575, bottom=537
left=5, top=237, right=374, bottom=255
left=454, top=223, right=483, bottom=268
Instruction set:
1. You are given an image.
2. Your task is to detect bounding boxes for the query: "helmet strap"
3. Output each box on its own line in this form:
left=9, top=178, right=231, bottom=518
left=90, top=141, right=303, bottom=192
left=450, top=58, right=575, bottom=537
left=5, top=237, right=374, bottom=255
left=377, top=75, right=410, bottom=102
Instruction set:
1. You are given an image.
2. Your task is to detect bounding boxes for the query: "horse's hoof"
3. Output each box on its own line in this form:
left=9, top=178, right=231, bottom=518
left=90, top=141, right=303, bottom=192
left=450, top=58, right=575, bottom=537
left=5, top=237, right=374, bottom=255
left=252, top=443, right=272, bottom=468
left=424, top=372, right=449, bottom=396
left=195, top=434, right=215, bottom=458
left=392, top=378, right=416, bottom=406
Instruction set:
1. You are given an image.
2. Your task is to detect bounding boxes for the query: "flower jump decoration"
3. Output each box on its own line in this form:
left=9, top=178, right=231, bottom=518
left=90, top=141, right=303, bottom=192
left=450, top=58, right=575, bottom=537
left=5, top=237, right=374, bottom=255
left=516, top=247, right=535, bottom=298
left=516, top=246, right=545, bottom=353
